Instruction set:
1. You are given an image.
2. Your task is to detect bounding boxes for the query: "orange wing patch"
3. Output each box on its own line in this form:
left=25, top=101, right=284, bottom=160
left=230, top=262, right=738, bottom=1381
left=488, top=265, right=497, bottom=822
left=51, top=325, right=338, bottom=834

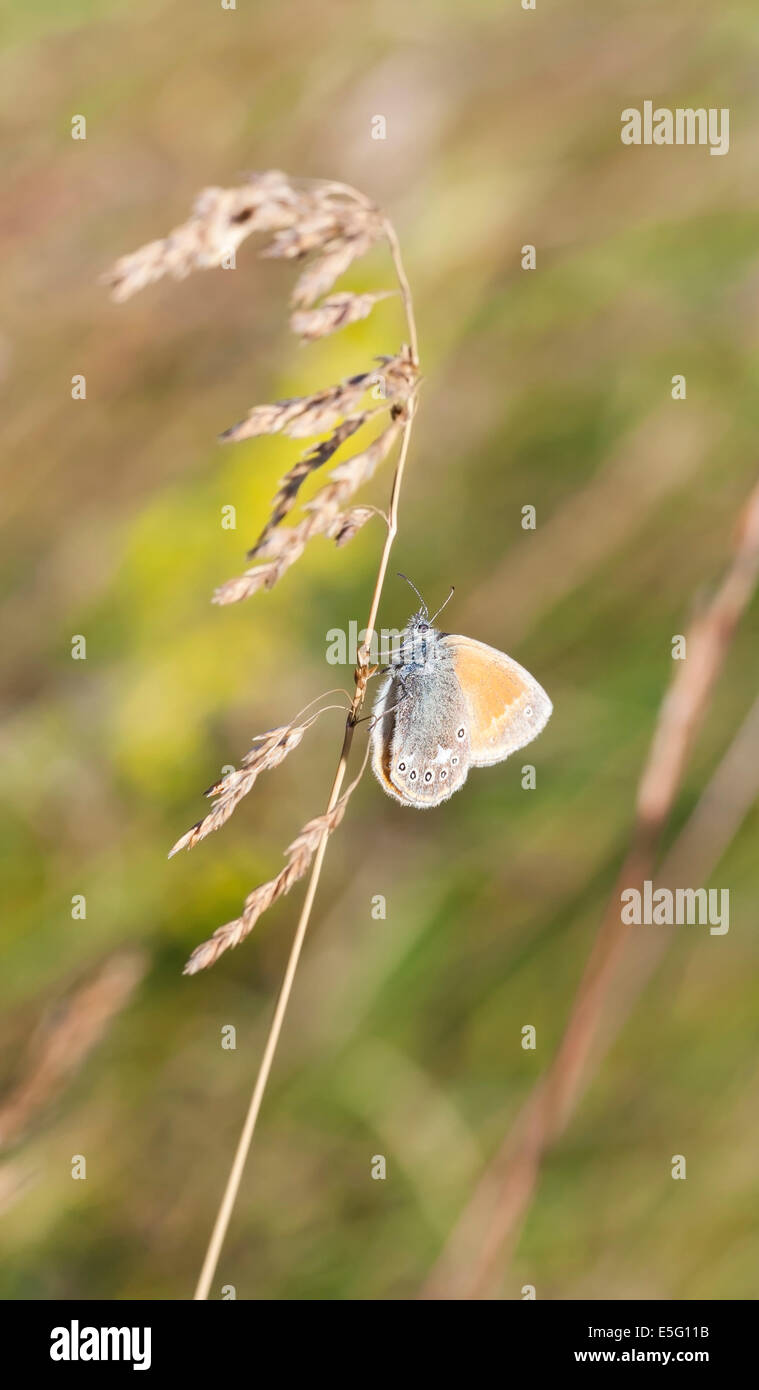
left=444, top=636, right=552, bottom=766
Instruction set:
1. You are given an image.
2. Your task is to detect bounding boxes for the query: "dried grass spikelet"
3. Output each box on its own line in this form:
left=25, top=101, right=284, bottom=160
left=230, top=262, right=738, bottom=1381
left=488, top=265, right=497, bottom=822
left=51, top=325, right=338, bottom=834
left=327, top=506, right=377, bottom=548
left=290, top=291, right=396, bottom=342
left=259, top=194, right=382, bottom=271
left=218, top=373, right=369, bottom=446
left=218, top=349, right=415, bottom=444
left=215, top=345, right=418, bottom=598
left=290, top=237, right=378, bottom=309
left=261, top=192, right=385, bottom=311
left=168, top=698, right=349, bottom=858
left=168, top=725, right=307, bottom=858
left=212, top=414, right=405, bottom=604
left=103, top=170, right=386, bottom=314
left=183, top=758, right=365, bottom=976
left=103, top=171, right=302, bottom=302
left=249, top=414, right=370, bottom=555
left=105, top=173, right=419, bottom=604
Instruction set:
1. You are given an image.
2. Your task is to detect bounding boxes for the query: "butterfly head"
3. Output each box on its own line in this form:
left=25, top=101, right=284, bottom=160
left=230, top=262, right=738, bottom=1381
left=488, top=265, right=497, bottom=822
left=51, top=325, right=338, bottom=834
left=396, top=607, right=437, bottom=669
left=395, top=574, right=455, bottom=664
left=406, top=605, right=432, bottom=637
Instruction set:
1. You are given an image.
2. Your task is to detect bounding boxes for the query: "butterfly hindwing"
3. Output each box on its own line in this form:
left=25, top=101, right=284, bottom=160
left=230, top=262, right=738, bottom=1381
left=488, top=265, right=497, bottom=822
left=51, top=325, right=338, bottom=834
left=371, top=662, right=470, bottom=807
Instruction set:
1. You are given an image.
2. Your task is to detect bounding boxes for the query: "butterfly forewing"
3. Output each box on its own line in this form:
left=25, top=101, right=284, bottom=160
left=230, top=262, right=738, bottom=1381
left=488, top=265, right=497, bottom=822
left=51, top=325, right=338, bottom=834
left=442, top=635, right=552, bottom=766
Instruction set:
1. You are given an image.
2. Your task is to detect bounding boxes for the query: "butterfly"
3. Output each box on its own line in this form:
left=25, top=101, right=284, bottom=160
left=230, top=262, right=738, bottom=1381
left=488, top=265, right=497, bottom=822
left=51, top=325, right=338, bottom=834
left=370, top=578, right=552, bottom=807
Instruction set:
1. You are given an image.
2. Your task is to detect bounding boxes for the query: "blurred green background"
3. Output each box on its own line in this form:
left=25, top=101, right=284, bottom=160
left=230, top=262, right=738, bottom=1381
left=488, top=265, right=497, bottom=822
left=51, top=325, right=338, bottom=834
left=2, top=0, right=759, bottom=1299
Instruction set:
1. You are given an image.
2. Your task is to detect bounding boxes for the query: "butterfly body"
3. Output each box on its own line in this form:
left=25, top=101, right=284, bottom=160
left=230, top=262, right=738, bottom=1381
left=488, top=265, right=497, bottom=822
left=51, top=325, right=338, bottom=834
left=370, top=606, right=552, bottom=808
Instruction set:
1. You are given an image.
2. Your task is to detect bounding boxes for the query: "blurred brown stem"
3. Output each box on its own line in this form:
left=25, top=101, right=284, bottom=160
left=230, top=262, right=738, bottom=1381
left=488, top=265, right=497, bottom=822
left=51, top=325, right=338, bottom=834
left=0, top=951, right=147, bottom=1153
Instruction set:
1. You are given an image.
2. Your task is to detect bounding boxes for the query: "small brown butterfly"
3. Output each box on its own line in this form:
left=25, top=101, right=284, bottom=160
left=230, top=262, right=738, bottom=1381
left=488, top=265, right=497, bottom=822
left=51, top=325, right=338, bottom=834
left=371, top=579, right=552, bottom=807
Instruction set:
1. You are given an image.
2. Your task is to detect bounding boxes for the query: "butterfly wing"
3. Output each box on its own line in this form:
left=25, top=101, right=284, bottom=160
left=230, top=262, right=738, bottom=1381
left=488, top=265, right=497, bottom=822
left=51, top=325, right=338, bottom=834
left=442, top=635, right=552, bottom=766
left=370, top=663, right=471, bottom=807
left=370, top=673, right=408, bottom=802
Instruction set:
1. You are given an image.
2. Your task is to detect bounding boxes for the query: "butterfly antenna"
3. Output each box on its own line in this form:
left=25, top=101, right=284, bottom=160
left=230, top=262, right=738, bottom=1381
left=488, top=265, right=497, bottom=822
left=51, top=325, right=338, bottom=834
left=430, top=585, right=455, bottom=624
left=397, top=572, right=428, bottom=618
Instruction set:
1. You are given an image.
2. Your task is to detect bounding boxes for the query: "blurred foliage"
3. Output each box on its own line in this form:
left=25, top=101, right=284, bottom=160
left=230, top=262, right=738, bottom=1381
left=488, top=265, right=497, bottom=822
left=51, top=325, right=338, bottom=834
left=1, top=0, right=759, bottom=1299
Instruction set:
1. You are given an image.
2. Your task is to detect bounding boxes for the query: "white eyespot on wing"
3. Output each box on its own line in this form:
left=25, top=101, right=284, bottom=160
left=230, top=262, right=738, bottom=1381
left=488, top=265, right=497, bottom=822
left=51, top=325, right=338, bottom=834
left=408, top=749, right=470, bottom=804
left=378, top=741, right=470, bottom=807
